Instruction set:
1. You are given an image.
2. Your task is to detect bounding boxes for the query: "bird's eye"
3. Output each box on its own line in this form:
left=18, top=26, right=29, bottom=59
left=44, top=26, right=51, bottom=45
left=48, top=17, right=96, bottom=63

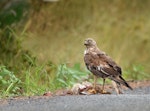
left=88, top=40, right=91, bottom=43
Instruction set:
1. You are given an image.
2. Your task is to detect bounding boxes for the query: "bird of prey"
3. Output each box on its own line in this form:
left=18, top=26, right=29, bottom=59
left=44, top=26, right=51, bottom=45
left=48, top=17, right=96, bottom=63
left=84, top=38, right=132, bottom=94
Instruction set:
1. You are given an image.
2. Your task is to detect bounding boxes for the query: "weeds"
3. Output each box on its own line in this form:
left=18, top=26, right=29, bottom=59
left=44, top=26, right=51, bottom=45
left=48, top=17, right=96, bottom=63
left=51, top=63, right=87, bottom=90
left=0, top=54, right=88, bottom=97
left=0, top=66, right=21, bottom=97
left=124, top=64, right=150, bottom=80
left=22, top=62, right=87, bottom=96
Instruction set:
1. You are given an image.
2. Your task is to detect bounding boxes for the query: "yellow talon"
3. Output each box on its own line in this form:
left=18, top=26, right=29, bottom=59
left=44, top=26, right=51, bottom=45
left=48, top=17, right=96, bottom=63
left=101, top=90, right=111, bottom=94
left=88, top=88, right=97, bottom=94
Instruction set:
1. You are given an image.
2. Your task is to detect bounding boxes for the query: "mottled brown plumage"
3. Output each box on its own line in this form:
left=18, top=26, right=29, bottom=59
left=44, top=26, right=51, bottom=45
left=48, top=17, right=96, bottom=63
left=84, top=38, right=132, bottom=94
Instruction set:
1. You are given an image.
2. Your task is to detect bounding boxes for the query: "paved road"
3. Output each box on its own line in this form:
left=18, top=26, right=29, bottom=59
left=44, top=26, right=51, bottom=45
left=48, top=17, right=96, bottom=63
left=0, top=87, right=150, bottom=111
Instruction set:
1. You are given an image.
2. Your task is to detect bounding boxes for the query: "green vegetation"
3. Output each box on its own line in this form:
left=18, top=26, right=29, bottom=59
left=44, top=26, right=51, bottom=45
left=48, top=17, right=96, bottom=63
left=0, top=0, right=150, bottom=98
left=0, top=61, right=87, bottom=97
left=0, top=66, right=21, bottom=97
left=124, top=64, right=149, bottom=80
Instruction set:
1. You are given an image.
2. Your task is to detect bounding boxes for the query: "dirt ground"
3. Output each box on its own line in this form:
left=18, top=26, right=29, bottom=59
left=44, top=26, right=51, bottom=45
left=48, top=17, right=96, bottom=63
left=51, top=80, right=150, bottom=96
left=100, top=80, right=150, bottom=91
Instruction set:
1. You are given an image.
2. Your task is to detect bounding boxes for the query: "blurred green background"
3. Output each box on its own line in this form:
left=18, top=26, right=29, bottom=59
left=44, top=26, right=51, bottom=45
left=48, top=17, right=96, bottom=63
left=0, top=0, right=150, bottom=97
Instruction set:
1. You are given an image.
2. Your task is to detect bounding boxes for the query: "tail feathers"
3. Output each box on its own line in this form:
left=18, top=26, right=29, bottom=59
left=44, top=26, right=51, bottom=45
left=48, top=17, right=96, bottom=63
left=111, top=76, right=133, bottom=90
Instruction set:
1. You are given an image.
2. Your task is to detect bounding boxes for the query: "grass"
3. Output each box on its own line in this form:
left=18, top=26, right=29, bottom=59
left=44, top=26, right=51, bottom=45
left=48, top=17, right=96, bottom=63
left=124, top=64, right=150, bottom=80
left=0, top=63, right=88, bottom=97
left=23, top=0, right=150, bottom=72
left=21, top=62, right=88, bottom=96
left=0, top=26, right=88, bottom=97
left=0, top=0, right=150, bottom=98
left=0, top=66, right=21, bottom=97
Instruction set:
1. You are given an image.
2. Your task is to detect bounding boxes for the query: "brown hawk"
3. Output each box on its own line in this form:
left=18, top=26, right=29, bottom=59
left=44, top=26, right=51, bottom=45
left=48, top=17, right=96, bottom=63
left=84, top=38, right=132, bottom=94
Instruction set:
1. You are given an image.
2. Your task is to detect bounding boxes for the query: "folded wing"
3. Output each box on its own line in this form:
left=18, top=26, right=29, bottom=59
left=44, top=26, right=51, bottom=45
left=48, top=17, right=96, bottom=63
left=84, top=51, right=132, bottom=90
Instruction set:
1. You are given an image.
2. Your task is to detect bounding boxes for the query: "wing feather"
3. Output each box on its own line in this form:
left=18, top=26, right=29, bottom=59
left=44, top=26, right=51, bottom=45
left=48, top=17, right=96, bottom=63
left=97, top=53, right=122, bottom=75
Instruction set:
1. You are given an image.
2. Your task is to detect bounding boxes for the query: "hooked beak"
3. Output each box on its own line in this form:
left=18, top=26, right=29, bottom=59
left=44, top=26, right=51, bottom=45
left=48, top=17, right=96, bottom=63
left=84, top=40, right=88, bottom=45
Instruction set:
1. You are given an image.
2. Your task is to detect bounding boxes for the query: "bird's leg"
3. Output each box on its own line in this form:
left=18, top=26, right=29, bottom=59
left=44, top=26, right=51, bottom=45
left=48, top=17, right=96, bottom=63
left=102, top=78, right=105, bottom=90
left=101, top=78, right=106, bottom=93
left=93, top=75, right=97, bottom=89
left=88, top=75, right=97, bottom=94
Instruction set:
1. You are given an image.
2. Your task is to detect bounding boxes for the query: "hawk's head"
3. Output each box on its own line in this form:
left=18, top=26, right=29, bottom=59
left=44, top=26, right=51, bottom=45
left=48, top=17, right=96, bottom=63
left=84, top=38, right=97, bottom=48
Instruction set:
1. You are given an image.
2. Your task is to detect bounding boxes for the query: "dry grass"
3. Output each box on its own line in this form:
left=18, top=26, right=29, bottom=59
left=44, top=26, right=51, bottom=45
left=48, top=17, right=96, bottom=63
left=22, top=0, right=150, bottom=73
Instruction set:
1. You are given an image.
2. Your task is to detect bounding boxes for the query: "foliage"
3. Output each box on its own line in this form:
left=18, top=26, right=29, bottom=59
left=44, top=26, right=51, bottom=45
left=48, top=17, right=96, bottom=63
left=0, top=27, right=36, bottom=74
left=0, top=0, right=29, bottom=28
left=50, top=63, right=87, bottom=90
left=0, top=62, right=87, bottom=97
left=21, top=60, right=87, bottom=95
left=0, top=0, right=32, bottom=73
left=0, top=15, right=87, bottom=97
left=0, top=66, right=21, bottom=97
left=124, top=65, right=150, bottom=80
